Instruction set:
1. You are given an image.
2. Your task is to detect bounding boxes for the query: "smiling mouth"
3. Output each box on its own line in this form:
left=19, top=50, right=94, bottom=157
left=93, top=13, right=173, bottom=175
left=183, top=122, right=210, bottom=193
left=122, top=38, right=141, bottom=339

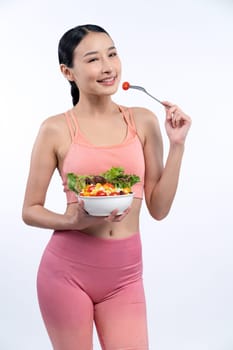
left=97, top=77, right=116, bottom=84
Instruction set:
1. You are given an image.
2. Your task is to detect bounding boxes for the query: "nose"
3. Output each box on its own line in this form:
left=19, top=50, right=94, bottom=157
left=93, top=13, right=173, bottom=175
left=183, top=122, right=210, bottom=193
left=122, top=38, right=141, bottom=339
left=101, top=57, right=113, bottom=73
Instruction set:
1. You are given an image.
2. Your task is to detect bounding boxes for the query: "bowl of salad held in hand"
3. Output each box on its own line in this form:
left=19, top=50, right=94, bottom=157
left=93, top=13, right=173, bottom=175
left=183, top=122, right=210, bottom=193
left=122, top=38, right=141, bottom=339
left=67, top=167, right=140, bottom=216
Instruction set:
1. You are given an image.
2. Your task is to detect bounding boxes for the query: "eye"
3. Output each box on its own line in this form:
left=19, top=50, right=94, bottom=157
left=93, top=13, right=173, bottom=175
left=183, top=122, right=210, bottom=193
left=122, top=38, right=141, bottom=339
left=88, top=57, right=98, bottom=63
left=109, top=51, right=117, bottom=57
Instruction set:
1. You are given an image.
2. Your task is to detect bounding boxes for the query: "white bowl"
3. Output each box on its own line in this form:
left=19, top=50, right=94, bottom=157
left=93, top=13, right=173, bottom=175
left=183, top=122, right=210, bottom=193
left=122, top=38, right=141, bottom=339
left=77, top=193, right=134, bottom=216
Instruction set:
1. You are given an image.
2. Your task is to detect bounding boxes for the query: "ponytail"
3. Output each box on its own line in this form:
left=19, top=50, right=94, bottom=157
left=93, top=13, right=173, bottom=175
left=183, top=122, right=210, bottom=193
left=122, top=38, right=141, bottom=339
left=70, top=81, right=79, bottom=106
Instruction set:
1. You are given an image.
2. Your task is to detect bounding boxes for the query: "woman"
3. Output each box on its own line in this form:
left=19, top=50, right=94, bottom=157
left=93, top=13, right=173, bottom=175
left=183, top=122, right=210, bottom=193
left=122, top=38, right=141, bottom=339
left=22, top=24, right=191, bottom=350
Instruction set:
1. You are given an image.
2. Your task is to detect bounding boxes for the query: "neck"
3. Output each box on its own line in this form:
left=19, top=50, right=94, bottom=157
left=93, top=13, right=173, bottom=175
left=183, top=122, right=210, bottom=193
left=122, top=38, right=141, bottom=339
left=74, top=95, right=118, bottom=116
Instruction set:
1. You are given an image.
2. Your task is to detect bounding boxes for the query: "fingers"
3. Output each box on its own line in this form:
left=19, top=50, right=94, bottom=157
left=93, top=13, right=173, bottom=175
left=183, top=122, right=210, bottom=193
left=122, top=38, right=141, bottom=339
left=162, top=101, right=191, bottom=128
left=77, top=198, right=85, bottom=209
left=77, top=198, right=93, bottom=216
left=162, top=100, right=173, bottom=109
left=171, top=110, right=184, bottom=128
left=104, top=207, right=131, bottom=223
left=115, top=207, right=131, bottom=221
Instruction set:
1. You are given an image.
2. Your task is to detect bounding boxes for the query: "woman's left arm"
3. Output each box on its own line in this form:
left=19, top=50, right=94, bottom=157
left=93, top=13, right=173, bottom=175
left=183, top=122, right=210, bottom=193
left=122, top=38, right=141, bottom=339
left=142, top=103, right=192, bottom=220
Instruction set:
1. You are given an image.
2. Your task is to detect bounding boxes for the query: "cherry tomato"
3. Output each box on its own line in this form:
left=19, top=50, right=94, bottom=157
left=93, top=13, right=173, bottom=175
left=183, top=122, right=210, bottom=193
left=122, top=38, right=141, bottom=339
left=86, top=185, right=96, bottom=192
left=122, top=81, right=130, bottom=90
left=95, top=190, right=107, bottom=196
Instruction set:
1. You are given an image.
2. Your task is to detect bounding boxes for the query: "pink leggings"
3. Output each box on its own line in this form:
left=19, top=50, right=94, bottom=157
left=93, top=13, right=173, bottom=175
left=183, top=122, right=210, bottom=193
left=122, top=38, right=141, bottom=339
left=37, top=230, right=149, bottom=350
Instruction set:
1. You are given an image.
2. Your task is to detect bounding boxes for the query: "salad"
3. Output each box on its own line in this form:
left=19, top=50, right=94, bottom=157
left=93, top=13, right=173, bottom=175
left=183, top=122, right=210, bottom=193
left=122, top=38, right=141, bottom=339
left=67, top=167, right=140, bottom=197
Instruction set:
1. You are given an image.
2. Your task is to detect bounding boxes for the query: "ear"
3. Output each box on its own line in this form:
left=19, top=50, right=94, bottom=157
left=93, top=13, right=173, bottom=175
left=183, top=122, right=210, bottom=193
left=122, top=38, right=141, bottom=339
left=60, top=64, right=74, bottom=81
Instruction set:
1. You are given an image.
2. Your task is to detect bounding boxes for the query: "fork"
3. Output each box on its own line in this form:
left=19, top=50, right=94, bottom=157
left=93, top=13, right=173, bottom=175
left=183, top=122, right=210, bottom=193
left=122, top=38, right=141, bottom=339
left=122, top=82, right=170, bottom=108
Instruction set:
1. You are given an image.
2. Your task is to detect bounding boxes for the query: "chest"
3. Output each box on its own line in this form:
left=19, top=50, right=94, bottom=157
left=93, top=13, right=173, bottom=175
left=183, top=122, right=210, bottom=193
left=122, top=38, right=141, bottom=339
left=62, top=138, right=145, bottom=181
left=76, top=117, right=128, bottom=147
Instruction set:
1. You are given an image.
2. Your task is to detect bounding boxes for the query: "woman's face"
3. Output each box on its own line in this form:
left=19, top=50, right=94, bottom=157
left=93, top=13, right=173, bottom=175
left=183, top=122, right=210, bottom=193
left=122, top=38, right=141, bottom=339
left=71, top=32, right=122, bottom=97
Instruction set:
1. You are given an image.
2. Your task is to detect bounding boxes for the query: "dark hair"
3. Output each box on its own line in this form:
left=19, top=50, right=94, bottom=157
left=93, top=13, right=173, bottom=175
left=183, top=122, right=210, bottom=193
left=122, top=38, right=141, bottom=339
left=58, top=24, right=109, bottom=106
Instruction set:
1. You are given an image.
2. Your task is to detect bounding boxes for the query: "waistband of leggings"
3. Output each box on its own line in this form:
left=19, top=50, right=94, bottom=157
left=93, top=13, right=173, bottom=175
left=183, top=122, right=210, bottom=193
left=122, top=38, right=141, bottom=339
left=46, top=230, right=142, bottom=267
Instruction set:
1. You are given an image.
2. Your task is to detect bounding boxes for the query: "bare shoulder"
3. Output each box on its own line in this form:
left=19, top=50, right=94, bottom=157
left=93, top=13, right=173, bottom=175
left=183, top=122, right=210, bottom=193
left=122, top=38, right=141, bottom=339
left=36, top=112, right=68, bottom=142
left=40, top=112, right=66, bottom=132
left=129, top=106, right=161, bottom=144
left=32, top=112, right=70, bottom=156
left=130, top=106, right=160, bottom=129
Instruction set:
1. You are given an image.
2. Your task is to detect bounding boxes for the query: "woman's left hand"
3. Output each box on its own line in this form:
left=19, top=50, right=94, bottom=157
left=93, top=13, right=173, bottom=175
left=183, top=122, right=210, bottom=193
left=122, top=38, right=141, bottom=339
left=163, top=101, right=192, bottom=145
left=104, top=207, right=131, bottom=223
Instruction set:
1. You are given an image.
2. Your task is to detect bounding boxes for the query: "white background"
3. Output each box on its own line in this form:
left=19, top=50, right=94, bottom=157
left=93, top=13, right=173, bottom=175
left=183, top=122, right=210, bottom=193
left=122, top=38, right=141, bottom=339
left=1, top=0, right=233, bottom=349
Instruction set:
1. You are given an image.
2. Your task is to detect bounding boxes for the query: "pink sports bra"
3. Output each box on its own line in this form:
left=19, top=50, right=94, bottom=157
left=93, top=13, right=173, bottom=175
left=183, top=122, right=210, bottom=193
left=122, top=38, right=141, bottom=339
left=61, top=105, right=145, bottom=203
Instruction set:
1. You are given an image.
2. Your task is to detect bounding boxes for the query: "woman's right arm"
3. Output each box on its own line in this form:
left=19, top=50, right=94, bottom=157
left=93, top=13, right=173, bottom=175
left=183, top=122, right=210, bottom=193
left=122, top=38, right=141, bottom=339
left=22, top=117, right=73, bottom=230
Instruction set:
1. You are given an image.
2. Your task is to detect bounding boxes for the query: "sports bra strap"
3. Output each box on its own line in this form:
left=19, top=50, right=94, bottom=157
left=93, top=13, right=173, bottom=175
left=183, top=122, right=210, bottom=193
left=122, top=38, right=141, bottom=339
left=65, top=111, right=79, bottom=142
left=65, top=106, right=136, bottom=143
left=118, top=105, right=137, bottom=133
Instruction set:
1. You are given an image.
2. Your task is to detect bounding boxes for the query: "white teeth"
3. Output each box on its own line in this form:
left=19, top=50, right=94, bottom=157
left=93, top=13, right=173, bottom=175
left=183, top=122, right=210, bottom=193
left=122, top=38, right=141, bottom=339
left=99, top=77, right=115, bottom=82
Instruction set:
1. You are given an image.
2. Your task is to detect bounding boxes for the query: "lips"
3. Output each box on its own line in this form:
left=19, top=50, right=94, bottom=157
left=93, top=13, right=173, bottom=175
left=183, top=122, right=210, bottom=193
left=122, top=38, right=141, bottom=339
left=97, top=76, right=116, bottom=84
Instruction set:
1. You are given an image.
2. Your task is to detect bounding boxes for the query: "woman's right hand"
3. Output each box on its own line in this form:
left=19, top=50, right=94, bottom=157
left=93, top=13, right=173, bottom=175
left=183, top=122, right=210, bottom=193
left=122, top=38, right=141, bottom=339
left=64, top=199, right=131, bottom=230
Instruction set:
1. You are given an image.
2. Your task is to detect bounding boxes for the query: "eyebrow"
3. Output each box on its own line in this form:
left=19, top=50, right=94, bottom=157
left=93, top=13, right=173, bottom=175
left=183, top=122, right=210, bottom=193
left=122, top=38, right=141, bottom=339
left=83, top=46, right=116, bottom=57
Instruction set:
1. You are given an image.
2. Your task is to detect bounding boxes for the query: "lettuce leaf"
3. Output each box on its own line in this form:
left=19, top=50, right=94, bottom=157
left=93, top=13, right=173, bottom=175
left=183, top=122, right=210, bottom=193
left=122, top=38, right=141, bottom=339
left=67, top=173, right=87, bottom=194
left=67, top=167, right=140, bottom=194
left=100, top=167, right=140, bottom=188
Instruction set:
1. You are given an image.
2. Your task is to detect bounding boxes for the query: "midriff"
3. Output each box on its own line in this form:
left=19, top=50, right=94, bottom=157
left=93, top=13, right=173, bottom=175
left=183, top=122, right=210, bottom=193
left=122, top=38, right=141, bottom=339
left=65, top=197, right=142, bottom=239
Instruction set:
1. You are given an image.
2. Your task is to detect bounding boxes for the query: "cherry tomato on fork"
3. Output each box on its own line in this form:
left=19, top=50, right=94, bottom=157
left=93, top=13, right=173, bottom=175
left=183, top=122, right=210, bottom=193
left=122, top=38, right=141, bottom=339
left=122, top=81, right=130, bottom=90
